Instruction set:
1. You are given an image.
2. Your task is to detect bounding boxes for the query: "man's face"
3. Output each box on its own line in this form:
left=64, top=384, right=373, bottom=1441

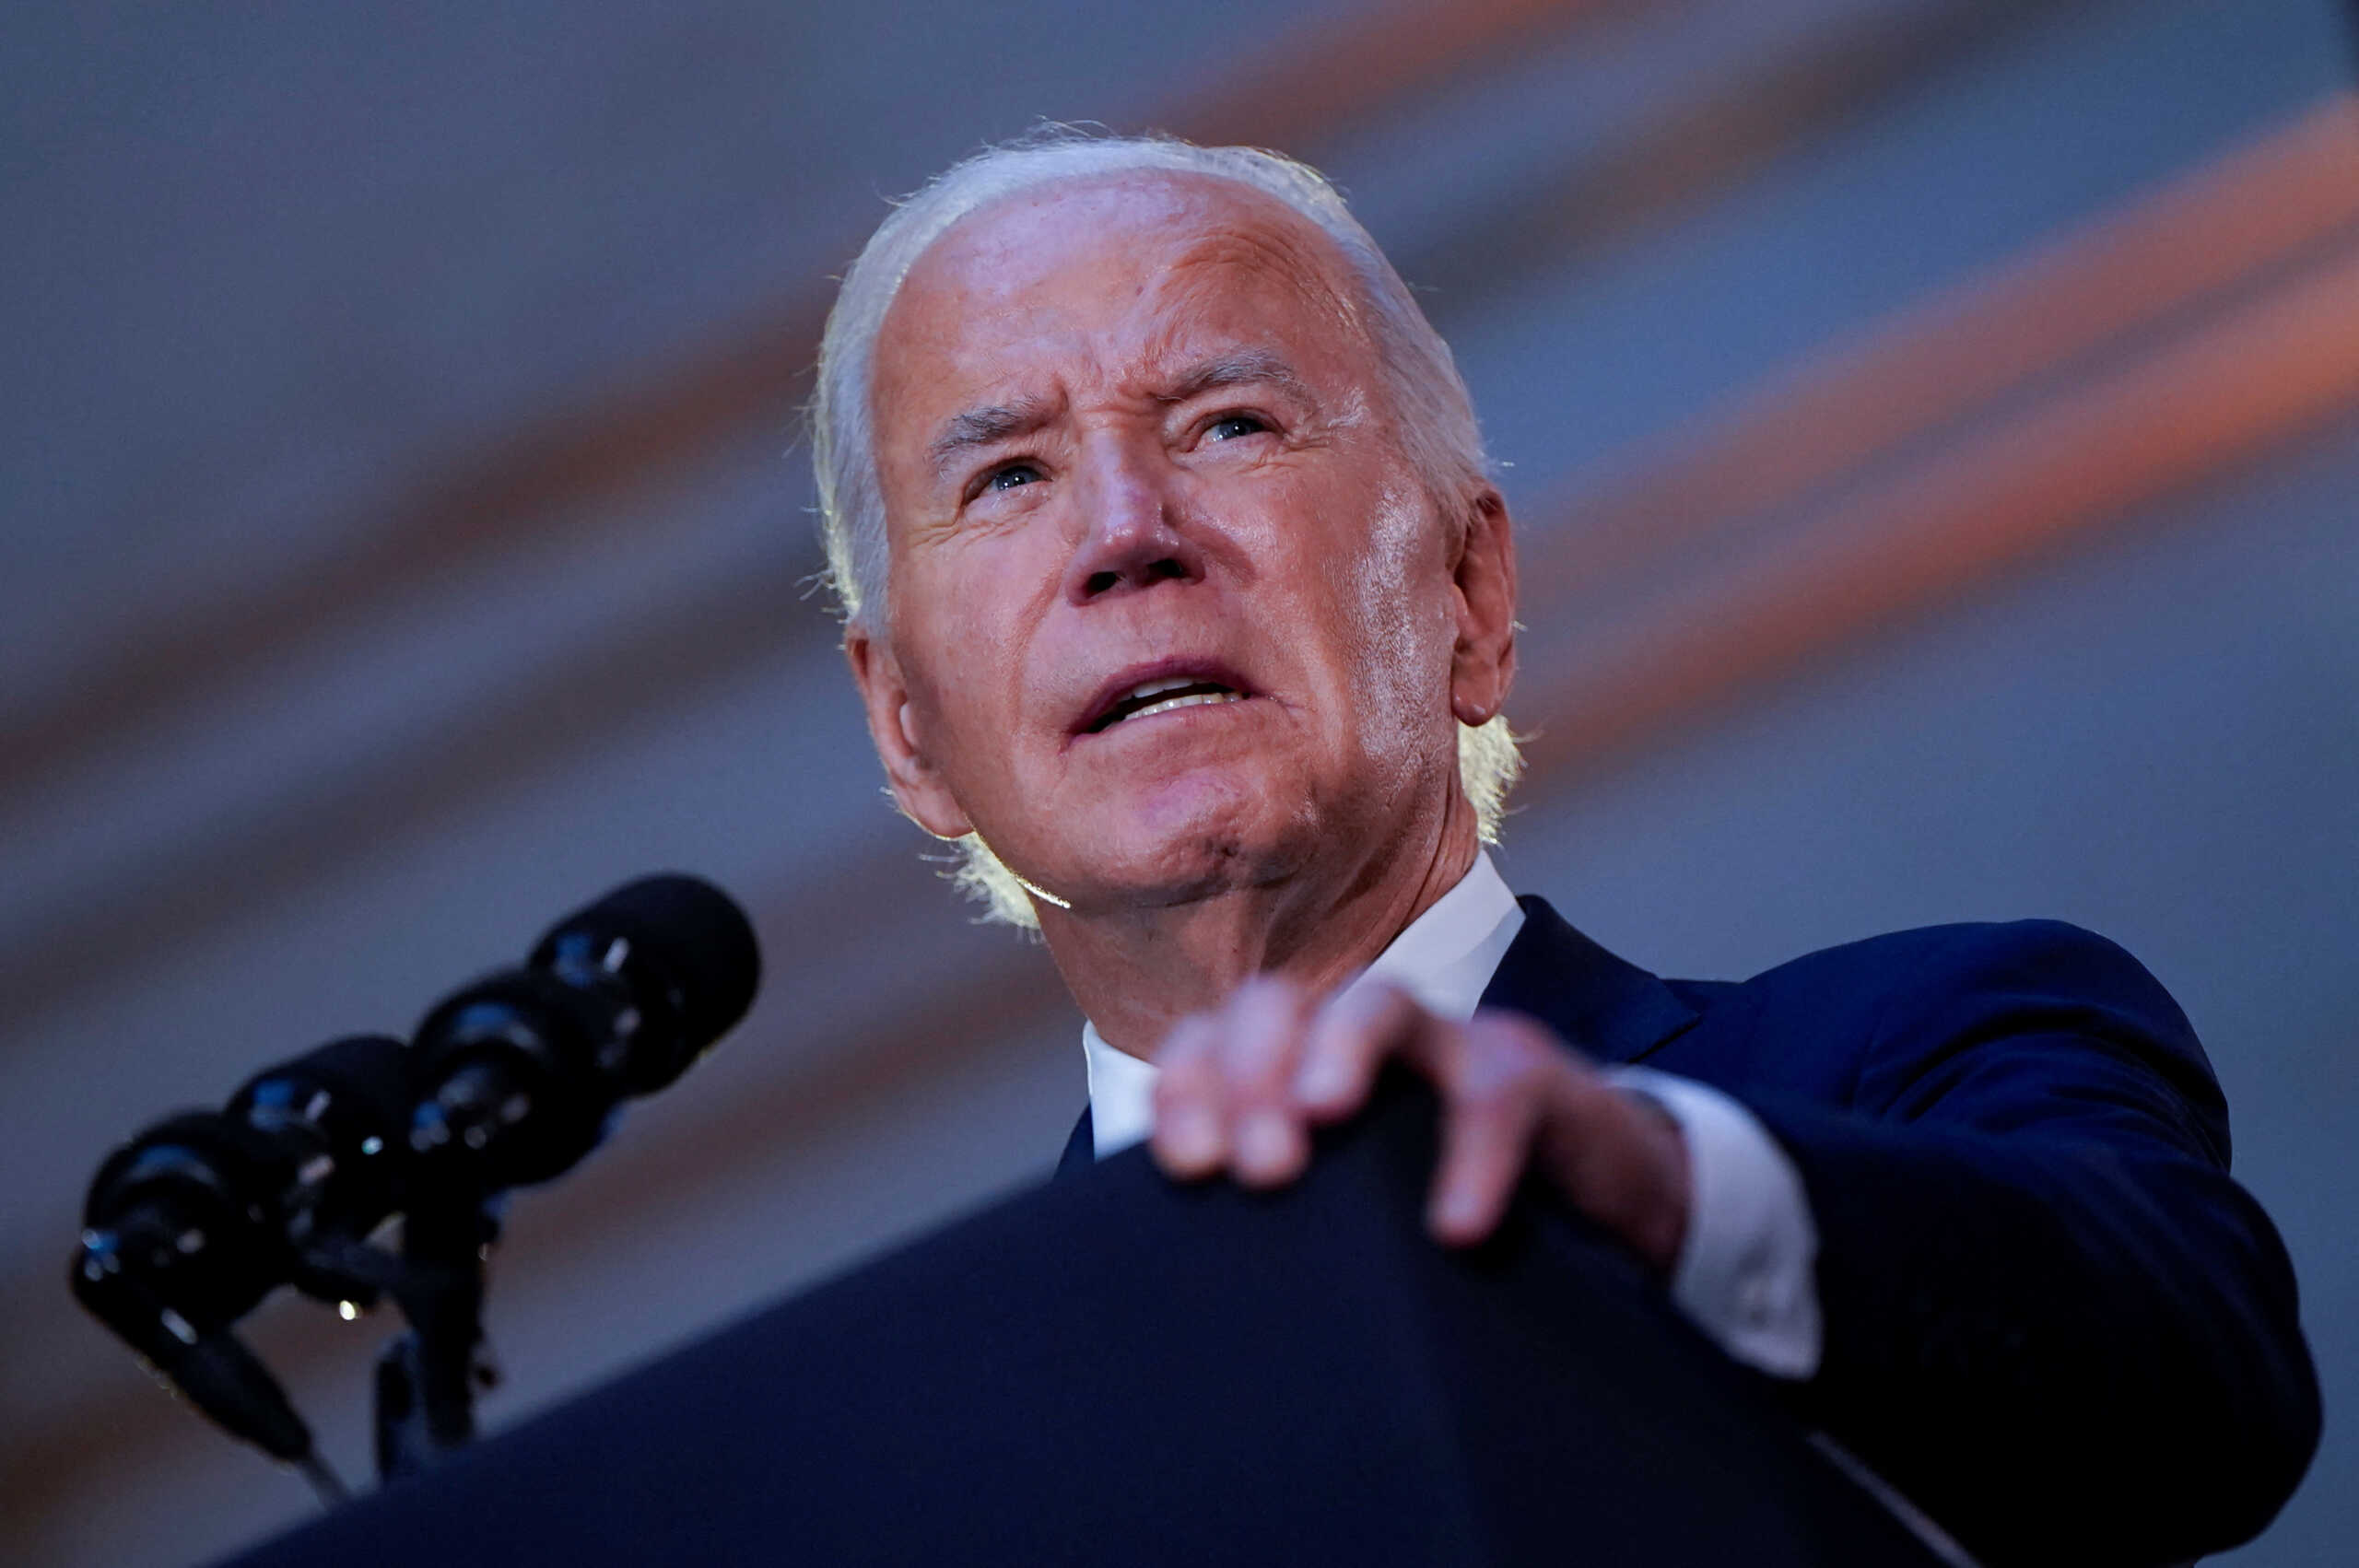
left=854, top=172, right=1506, bottom=915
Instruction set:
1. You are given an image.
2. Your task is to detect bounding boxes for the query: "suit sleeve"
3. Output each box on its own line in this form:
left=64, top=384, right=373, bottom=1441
left=1739, top=920, right=2318, bottom=1566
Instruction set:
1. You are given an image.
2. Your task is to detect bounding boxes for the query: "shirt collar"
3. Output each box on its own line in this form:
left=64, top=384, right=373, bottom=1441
left=1080, top=852, right=1524, bottom=1157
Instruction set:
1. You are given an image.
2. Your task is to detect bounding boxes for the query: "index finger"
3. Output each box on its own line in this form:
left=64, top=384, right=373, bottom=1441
left=1290, top=981, right=1435, bottom=1120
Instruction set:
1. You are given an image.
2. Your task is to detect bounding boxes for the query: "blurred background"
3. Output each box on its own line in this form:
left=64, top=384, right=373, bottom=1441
left=5, top=1, right=2354, bottom=1562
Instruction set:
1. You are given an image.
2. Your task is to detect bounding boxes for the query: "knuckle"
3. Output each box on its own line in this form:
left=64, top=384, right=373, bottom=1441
left=1156, top=1021, right=1222, bottom=1087
left=1478, top=1020, right=1561, bottom=1077
left=1493, top=1009, right=1590, bottom=1067
left=1454, top=1066, right=1520, bottom=1113
left=1309, top=1005, right=1391, bottom=1070
left=1161, top=1014, right=1214, bottom=1059
left=1456, top=1040, right=1553, bottom=1110
left=1316, top=985, right=1384, bottom=1040
left=1151, top=1066, right=1192, bottom=1109
left=1234, top=973, right=1305, bottom=1017
left=1222, top=983, right=1311, bottom=1080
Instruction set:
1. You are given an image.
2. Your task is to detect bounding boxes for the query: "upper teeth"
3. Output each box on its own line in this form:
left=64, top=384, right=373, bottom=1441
left=1102, top=676, right=1244, bottom=727
left=1129, top=691, right=1240, bottom=721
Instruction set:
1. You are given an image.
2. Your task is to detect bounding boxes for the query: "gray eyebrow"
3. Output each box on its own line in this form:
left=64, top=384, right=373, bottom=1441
left=1157, top=348, right=1311, bottom=405
left=927, top=396, right=1059, bottom=476
left=924, top=350, right=1312, bottom=478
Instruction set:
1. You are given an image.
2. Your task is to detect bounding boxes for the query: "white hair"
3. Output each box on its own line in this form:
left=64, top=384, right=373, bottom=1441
left=810, top=127, right=1520, bottom=927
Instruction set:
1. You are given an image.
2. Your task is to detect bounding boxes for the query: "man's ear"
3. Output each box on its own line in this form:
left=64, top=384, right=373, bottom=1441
left=845, top=626, right=976, bottom=840
left=1448, top=486, right=1518, bottom=726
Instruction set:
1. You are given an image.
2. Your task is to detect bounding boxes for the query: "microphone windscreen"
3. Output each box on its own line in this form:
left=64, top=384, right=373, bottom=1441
left=229, top=1033, right=412, bottom=1141
left=545, top=873, right=761, bottom=1050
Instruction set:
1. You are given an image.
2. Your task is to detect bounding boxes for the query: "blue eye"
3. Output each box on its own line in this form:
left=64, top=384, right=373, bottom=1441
left=1208, top=414, right=1268, bottom=440
left=985, top=462, right=1041, bottom=491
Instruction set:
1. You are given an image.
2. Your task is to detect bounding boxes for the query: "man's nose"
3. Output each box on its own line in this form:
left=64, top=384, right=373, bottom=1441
left=1061, top=441, right=1204, bottom=604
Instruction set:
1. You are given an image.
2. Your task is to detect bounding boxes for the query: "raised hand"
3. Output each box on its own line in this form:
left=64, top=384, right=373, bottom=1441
left=1149, top=977, right=1691, bottom=1269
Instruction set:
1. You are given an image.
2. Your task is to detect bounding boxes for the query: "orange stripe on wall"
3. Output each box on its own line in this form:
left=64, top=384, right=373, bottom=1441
left=1523, top=93, right=2359, bottom=609
left=1516, top=230, right=2359, bottom=781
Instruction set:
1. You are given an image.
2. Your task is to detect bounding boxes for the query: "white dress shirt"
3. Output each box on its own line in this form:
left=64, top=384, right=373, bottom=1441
left=1079, top=852, right=1823, bottom=1379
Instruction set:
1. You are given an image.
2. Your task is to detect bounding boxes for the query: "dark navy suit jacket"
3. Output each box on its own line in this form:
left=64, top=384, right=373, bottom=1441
left=1061, top=898, right=2319, bottom=1565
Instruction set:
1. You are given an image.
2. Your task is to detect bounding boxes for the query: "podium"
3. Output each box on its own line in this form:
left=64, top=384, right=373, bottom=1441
left=218, top=1081, right=1956, bottom=1566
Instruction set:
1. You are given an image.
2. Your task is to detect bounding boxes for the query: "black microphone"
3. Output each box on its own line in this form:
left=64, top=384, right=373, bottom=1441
left=69, top=875, right=757, bottom=1485
left=71, top=1034, right=412, bottom=1470
left=405, top=874, right=759, bottom=1196
left=229, top=1033, right=417, bottom=1279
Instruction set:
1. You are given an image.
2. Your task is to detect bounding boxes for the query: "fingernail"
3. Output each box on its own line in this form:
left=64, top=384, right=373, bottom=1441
left=1236, top=1110, right=1297, bottom=1179
left=1161, top=1106, right=1220, bottom=1170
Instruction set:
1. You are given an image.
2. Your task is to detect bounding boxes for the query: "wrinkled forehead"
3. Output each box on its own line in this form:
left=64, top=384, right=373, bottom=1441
left=873, top=170, right=1371, bottom=402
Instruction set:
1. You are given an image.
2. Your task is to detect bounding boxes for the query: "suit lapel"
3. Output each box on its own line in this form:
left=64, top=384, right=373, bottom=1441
left=1480, top=896, right=1697, bottom=1065
left=1057, top=1106, right=1096, bottom=1177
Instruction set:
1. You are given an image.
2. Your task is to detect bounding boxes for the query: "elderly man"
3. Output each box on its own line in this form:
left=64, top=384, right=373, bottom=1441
left=810, top=133, right=2316, bottom=1563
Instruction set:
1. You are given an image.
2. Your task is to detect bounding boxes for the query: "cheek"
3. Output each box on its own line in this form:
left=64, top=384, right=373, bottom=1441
left=1335, top=479, right=1455, bottom=709
left=890, top=549, right=1043, bottom=771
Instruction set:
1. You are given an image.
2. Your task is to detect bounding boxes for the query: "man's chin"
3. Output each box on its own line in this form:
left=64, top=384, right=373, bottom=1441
left=1001, top=757, right=1323, bottom=907
left=1027, top=820, right=1320, bottom=918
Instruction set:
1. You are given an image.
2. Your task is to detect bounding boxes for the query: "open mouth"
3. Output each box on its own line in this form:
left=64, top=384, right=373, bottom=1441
left=1084, top=675, right=1248, bottom=733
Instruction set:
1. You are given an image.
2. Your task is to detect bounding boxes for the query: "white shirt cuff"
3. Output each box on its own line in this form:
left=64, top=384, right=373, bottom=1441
left=1603, top=1066, right=1822, bottom=1380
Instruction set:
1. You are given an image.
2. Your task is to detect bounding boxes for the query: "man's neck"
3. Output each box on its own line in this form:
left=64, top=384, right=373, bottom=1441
left=1038, top=793, right=1481, bottom=1061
